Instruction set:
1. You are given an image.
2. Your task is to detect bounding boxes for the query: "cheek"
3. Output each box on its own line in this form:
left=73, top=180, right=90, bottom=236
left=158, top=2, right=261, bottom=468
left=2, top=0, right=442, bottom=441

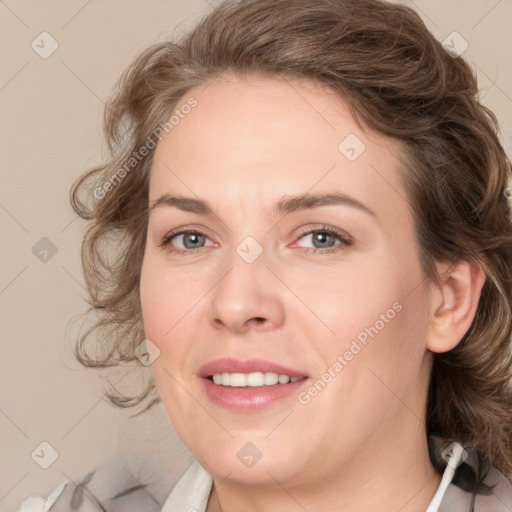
left=139, top=262, right=194, bottom=421
left=323, top=272, right=429, bottom=413
left=139, top=262, right=191, bottom=405
left=139, top=257, right=202, bottom=343
left=296, top=288, right=430, bottom=443
left=296, top=245, right=428, bottom=380
left=139, top=256, right=210, bottom=415
left=283, top=260, right=405, bottom=345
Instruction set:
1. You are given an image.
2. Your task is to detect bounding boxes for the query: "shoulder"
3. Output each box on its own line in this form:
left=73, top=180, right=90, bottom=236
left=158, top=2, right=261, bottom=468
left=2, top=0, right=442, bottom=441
left=440, top=445, right=512, bottom=512
left=477, top=465, right=512, bottom=511
left=15, top=458, right=169, bottom=512
left=15, top=482, right=68, bottom=512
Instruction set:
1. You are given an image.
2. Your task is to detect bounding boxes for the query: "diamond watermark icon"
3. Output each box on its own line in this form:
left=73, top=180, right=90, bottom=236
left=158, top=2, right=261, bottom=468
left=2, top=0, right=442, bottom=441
left=237, top=442, right=263, bottom=468
left=32, top=237, right=58, bottom=263
left=441, top=441, right=468, bottom=469
left=135, top=338, right=161, bottom=366
left=31, top=32, right=59, bottom=59
left=236, top=236, right=263, bottom=264
left=442, top=31, right=469, bottom=58
left=338, top=134, right=366, bottom=162
left=31, top=441, right=59, bottom=469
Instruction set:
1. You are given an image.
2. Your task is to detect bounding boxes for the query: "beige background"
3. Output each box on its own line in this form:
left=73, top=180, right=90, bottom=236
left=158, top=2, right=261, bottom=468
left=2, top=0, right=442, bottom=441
left=1, top=1, right=511, bottom=510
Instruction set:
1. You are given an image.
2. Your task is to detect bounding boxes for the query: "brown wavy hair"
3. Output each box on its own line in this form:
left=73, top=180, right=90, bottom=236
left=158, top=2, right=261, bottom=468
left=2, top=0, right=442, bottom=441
left=70, top=0, right=512, bottom=487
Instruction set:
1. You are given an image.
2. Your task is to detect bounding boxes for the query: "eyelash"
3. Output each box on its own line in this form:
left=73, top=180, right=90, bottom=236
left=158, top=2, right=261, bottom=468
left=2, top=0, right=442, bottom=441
left=158, top=229, right=210, bottom=256
left=295, top=225, right=353, bottom=254
left=159, top=225, right=353, bottom=256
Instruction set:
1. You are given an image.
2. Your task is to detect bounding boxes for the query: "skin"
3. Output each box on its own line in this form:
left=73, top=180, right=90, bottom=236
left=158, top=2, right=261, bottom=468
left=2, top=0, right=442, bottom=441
left=139, top=73, right=485, bottom=511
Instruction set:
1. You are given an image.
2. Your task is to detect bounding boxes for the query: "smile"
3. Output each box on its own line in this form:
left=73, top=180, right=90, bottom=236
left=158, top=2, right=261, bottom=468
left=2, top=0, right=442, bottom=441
left=210, top=372, right=305, bottom=387
left=199, top=358, right=309, bottom=411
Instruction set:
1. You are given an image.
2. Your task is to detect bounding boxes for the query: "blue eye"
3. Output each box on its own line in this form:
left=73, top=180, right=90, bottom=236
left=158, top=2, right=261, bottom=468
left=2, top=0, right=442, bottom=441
left=300, top=232, right=338, bottom=249
left=295, top=227, right=352, bottom=253
left=160, top=230, right=213, bottom=253
left=173, top=232, right=208, bottom=249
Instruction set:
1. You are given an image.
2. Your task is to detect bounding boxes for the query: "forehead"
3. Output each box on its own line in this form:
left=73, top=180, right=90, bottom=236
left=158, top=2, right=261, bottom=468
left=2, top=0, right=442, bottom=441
left=149, top=73, right=411, bottom=227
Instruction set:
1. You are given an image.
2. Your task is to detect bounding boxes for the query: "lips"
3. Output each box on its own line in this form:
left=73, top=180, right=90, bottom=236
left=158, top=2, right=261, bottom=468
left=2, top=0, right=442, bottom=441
left=198, top=357, right=309, bottom=412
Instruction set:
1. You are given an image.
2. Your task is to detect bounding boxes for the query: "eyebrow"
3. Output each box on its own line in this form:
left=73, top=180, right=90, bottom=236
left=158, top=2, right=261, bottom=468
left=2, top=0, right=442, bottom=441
left=275, top=192, right=377, bottom=219
left=148, top=192, right=377, bottom=219
left=149, top=194, right=214, bottom=215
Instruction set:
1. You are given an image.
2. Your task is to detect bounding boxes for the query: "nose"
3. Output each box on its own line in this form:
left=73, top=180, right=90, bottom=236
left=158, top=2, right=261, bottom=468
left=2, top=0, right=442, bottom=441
left=207, top=248, right=285, bottom=335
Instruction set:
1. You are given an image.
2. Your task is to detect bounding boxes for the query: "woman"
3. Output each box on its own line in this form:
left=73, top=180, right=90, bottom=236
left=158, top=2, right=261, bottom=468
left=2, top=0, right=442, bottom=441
left=17, top=0, right=512, bottom=510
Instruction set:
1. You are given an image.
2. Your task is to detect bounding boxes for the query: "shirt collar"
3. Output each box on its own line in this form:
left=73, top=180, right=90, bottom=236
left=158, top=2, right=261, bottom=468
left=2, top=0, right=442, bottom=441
left=161, top=460, right=213, bottom=512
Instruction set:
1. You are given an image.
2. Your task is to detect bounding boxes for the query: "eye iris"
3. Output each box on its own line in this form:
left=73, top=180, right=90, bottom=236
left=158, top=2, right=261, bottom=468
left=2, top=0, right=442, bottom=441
left=183, top=233, right=205, bottom=249
left=313, top=232, right=336, bottom=248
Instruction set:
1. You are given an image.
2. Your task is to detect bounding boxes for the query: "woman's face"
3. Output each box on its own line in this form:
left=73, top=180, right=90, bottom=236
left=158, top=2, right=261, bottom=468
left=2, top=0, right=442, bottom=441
left=140, top=73, right=434, bottom=487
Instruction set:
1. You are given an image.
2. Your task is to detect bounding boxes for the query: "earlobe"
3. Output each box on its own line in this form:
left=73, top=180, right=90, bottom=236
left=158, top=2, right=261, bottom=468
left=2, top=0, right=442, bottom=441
left=426, top=259, right=486, bottom=354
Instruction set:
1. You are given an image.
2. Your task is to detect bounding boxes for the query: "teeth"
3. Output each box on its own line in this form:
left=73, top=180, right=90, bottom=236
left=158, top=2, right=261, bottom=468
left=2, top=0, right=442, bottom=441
left=264, top=372, right=278, bottom=385
left=210, top=372, right=303, bottom=387
left=247, top=372, right=264, bottom=386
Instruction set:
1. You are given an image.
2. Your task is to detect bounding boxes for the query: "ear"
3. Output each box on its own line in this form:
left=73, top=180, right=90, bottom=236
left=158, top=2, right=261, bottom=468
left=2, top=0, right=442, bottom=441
left=426, top=259, right=486, bottom=354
